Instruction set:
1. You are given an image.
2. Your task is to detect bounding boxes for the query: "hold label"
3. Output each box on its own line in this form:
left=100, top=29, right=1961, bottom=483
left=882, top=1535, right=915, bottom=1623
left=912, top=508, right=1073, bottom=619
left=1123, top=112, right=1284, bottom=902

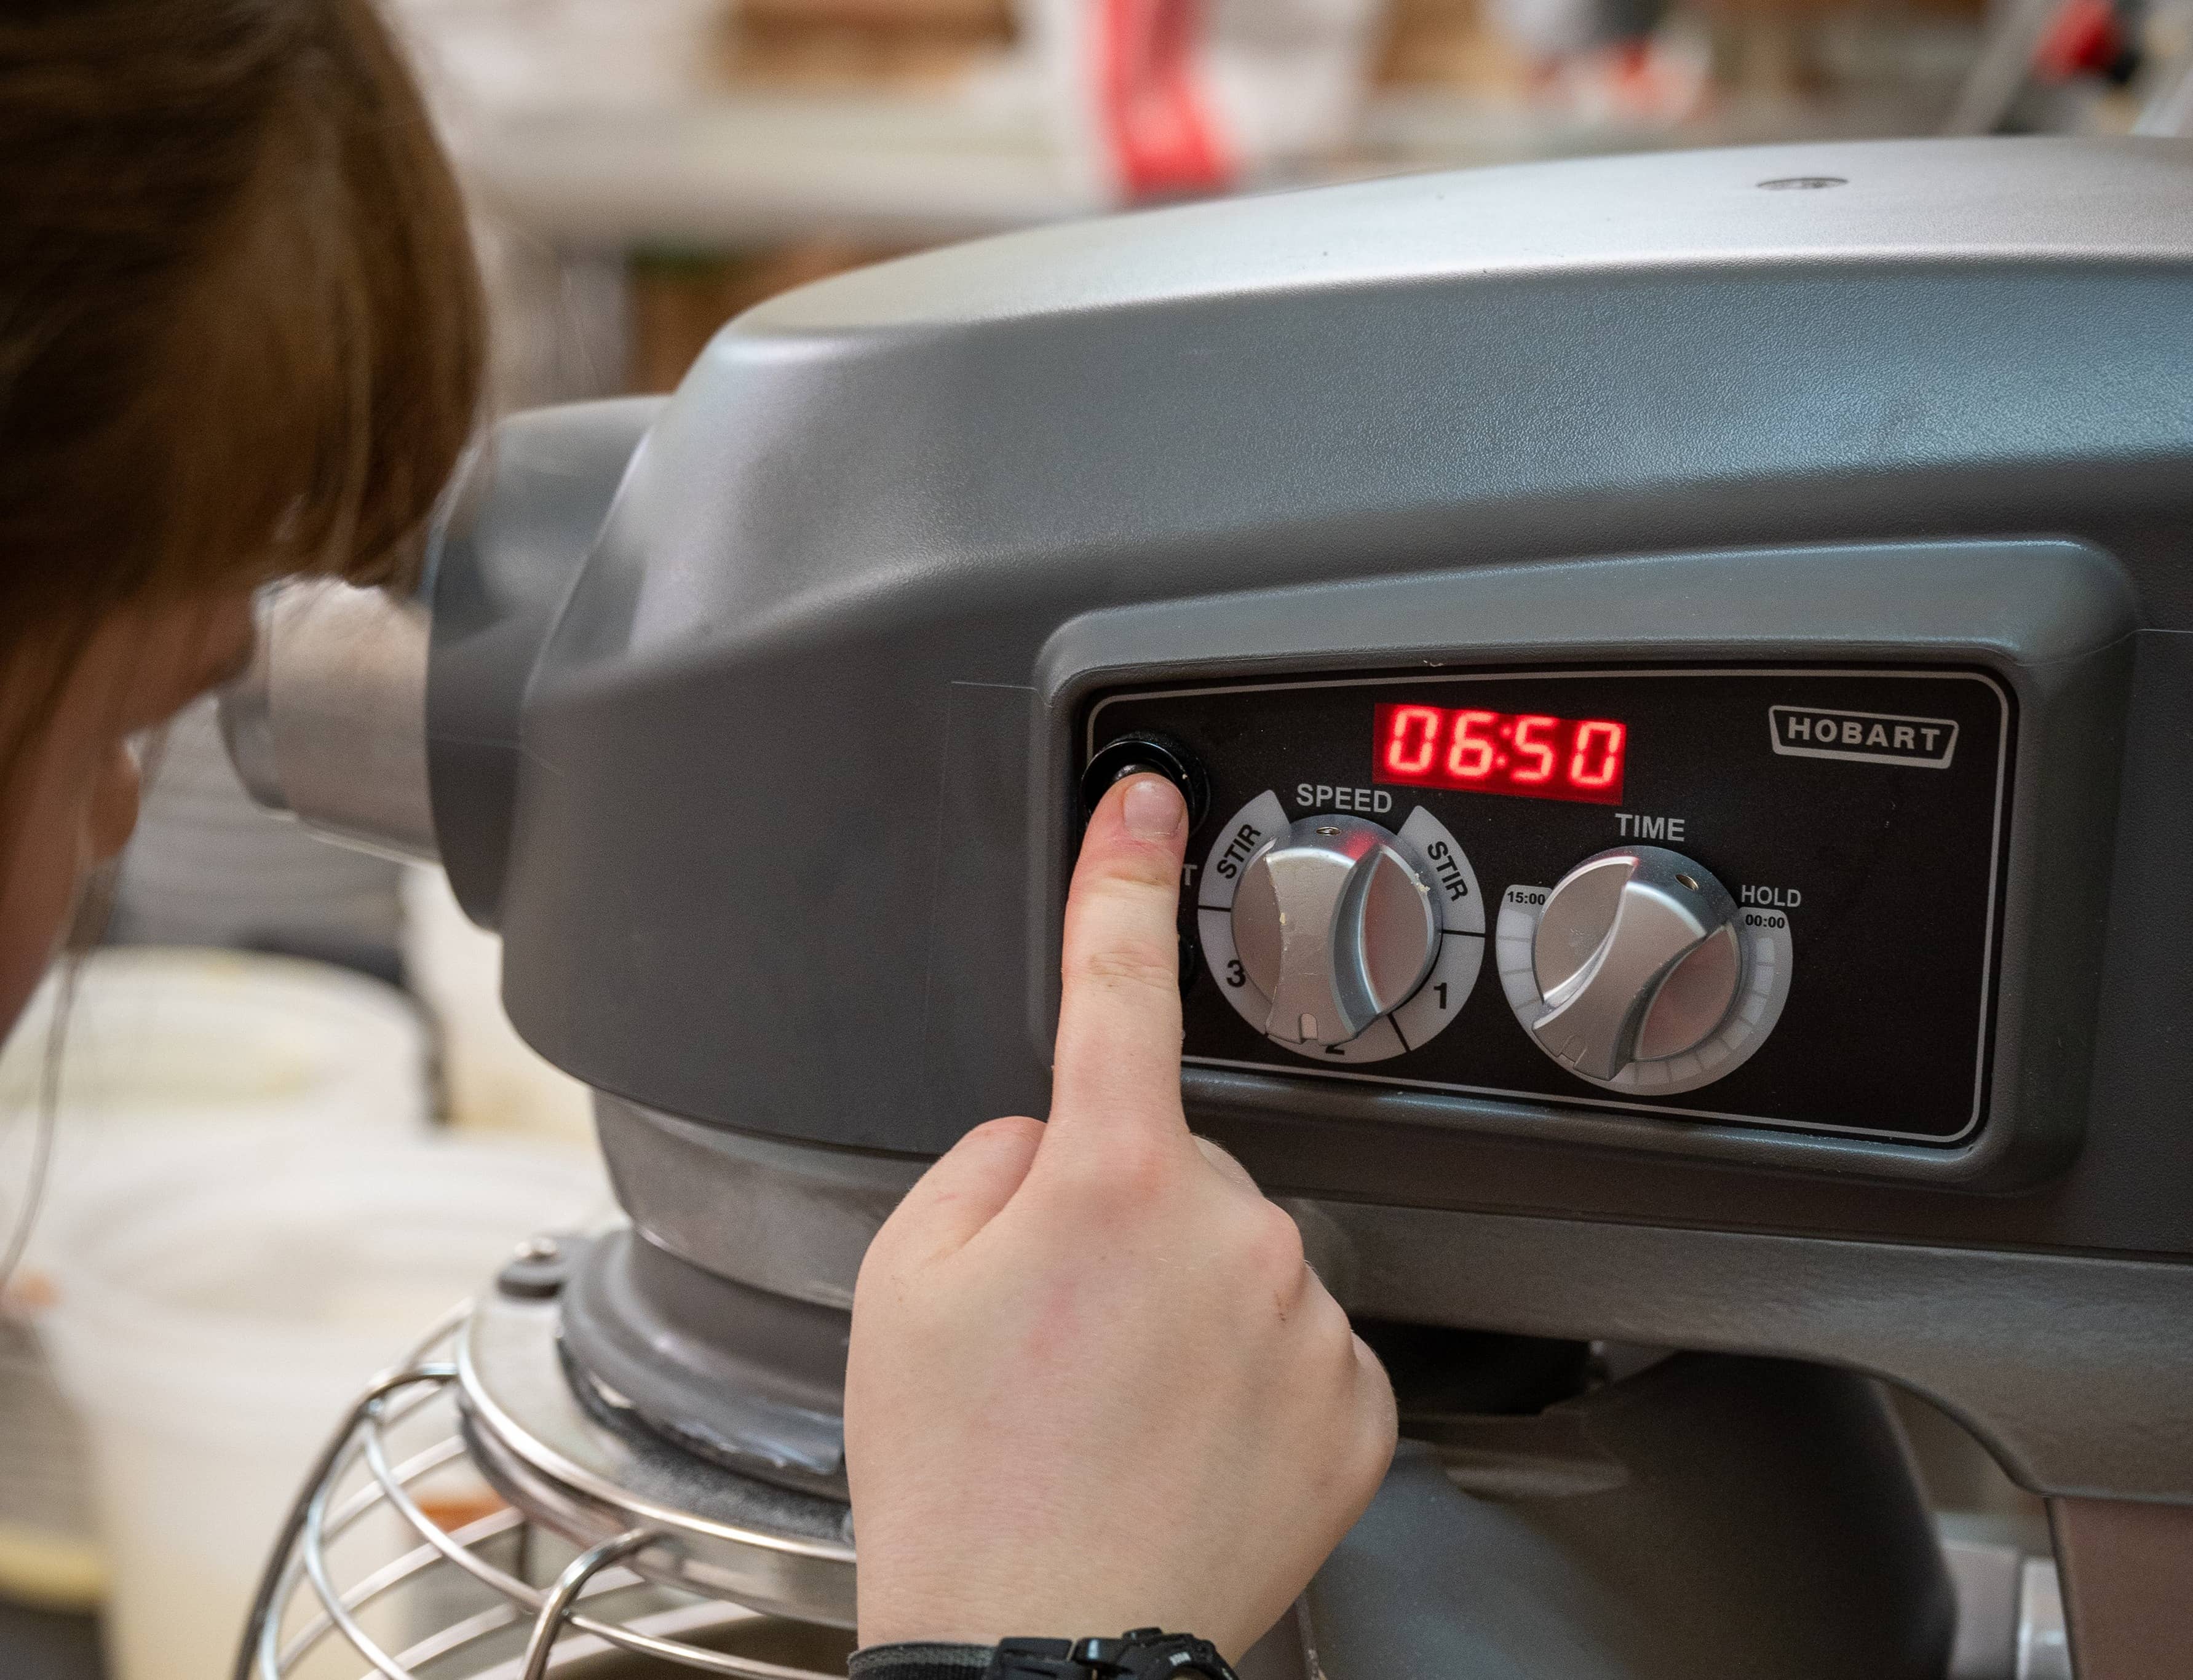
left=1740, top=885, right=1802, bottom=908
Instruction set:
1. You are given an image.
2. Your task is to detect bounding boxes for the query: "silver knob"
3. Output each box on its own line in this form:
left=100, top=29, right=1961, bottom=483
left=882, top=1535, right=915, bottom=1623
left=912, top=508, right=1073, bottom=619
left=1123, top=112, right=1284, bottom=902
left=1530, top=846, right=1745, bottom=1081
left=1232, top=816, right=1440, bottom=1048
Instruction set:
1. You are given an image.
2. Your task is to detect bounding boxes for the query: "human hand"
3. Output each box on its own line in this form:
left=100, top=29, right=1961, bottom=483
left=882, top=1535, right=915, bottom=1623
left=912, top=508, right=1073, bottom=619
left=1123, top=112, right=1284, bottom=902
left=844, top=772, right=1398, bottom=1661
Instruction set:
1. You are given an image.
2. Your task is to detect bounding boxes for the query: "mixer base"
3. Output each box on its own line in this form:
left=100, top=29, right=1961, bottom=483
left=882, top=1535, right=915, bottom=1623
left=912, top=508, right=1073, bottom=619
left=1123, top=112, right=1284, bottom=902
left=238, top=1292, right=857, bottom=1680
left=239, top=1243, right=2048, bottom=1680
left=555, top=1228, right=852, bottom=1503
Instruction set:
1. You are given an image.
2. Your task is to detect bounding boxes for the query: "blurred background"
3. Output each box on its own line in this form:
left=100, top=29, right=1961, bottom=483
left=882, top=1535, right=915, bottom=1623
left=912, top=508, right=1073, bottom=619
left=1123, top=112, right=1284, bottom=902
left=422, top=0, right=2193, bottom=416
left=2, top=0, right=2171, bottom=1674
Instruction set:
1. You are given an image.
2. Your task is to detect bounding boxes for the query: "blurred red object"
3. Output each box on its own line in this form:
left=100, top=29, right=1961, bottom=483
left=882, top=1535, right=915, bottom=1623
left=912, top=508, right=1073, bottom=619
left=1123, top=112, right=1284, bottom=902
left=1095, top=0, right=1231, bottom=197
left=2033, top=0, right=2124, bottom=79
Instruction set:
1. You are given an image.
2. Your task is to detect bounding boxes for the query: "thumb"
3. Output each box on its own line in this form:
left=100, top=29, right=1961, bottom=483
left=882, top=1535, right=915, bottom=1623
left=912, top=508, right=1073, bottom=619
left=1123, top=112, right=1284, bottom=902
left=871, top=1114, right=1045, bottom=1270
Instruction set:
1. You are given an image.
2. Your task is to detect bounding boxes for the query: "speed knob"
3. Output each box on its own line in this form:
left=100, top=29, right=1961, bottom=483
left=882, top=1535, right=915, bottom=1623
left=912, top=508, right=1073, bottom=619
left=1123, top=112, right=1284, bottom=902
left=1529, top=846, right=1745, bottom=1081
left=1231, top=816, right=1440, bottom=1048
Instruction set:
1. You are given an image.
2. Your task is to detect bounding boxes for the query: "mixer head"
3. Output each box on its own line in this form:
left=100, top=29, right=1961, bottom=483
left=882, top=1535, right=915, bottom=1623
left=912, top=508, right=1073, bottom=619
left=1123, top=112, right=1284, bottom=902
left=230, top=135, right=2193, bottom=1679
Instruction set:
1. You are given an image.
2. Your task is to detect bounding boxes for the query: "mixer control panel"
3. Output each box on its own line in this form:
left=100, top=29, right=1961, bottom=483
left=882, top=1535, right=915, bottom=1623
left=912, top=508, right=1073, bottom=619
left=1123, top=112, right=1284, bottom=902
left=1085, top=668, right=2012, bottom=1144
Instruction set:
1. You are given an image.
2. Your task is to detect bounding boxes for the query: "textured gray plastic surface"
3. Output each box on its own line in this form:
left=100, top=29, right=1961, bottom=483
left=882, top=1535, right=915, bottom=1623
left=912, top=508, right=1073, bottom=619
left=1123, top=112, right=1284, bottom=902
left=1298, top=1198, right=2193, bottom=1502
left=427, top=397, right=662, bottom=925
left=1306, top=1360, right=1954, bottom=1680
left=468, top=139, right=2193, bottom=1179
left=425, top=138, right=2193, bottom=1497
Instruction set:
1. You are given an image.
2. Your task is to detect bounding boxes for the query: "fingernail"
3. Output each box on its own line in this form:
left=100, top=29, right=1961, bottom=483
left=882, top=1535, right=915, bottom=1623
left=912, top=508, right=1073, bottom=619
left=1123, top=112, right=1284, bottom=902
left=1122, top=775, right=1184, bottom=840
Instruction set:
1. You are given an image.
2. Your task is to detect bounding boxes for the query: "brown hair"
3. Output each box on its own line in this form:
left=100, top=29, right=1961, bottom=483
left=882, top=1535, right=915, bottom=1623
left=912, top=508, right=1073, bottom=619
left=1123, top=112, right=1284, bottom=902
left=0, top=0, right=485, bottom=749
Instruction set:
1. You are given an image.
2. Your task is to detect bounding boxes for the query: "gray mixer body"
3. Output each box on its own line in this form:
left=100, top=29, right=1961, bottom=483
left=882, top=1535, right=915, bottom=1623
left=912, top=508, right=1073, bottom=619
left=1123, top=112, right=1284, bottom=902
left=259, top=136, right=2193, bottom=1676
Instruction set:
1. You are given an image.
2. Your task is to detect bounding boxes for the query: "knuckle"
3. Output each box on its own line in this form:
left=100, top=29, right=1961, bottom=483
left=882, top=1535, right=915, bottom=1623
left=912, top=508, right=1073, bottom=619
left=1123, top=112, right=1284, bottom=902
left=1107, top=1135, right=1183, bottom=1205
left=1088, top=843, right=1186, bottom=893
left=1049, top=1131, right=1178, bottom=1210
left=1358, top=1378, right=1402, bottom=1466
left=1352, top=1338, right=1401, bottom=1425
left=851, top=1232, right=908, bottom=1301
left=1065, top=938, right=1179, bottom=998
left=962, top=1113, right=1042, bottom=1151
left=1349, top=1421, right=1398, bottom=1503
left=1073, top=874, right=1179, bottom=940
left=1239, top=1199, right=1309, bottom=1286
left=1305, top=1281, right=1358, bottom=1353
left=1191, top=1134, right=1255, bottom=1187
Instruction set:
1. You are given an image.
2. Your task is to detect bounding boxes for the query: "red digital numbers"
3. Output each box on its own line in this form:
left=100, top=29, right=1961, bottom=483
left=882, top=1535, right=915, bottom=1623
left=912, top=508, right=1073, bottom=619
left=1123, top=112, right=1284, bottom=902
left=1374, top=703, right=1627, bottom=805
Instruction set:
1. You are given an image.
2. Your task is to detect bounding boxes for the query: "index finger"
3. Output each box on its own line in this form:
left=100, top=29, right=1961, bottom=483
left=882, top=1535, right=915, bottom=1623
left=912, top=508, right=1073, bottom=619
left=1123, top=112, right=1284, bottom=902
left=1045, top=772, right=1192, bottom=1147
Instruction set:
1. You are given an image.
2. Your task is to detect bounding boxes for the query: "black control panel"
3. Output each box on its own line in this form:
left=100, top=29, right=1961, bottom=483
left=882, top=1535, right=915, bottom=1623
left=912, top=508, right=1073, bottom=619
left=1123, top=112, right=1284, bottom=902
left=1087, top=667, right=2013, bottom=1144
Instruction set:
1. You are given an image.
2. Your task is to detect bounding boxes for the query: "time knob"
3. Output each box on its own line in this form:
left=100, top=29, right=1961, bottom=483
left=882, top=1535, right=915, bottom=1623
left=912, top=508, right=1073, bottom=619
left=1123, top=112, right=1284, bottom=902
left=1231, top=816, right=1440, bottom=1048
left=1530, top=846, right=1746, bottom=1080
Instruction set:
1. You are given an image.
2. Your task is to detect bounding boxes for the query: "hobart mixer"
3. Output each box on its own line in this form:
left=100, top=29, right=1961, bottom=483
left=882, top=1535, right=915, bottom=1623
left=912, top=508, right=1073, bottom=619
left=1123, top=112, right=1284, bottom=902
left=223, top=135, right=2193, bottom=1679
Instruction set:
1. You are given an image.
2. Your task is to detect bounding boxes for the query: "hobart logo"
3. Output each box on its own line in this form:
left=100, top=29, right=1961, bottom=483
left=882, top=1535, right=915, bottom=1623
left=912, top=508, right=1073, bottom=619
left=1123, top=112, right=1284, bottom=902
left=1769, top=706, right=1956, bottom=769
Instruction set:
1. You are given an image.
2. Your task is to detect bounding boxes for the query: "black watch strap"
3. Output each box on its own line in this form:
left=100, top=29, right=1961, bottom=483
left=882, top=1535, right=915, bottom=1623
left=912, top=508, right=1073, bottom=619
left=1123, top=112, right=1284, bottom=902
left=849, top=1629, right=1237, bottom=1680
left=846, top=1642, right=991, bottom=1679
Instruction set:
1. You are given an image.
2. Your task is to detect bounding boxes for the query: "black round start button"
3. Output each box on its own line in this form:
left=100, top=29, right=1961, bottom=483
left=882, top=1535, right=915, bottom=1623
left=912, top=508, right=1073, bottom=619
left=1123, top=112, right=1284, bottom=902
left=1081, top=731, right=1209, bottom=831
